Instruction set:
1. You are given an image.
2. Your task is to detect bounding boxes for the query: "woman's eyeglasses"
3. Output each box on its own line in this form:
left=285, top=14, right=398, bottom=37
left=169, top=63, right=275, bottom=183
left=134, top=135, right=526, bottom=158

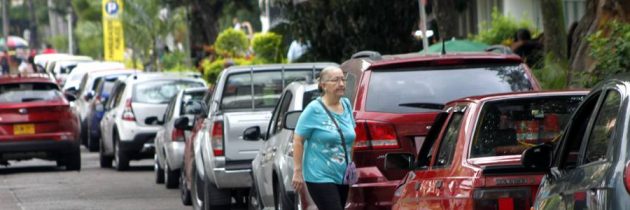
left=324, top=77, right=347, bottom=83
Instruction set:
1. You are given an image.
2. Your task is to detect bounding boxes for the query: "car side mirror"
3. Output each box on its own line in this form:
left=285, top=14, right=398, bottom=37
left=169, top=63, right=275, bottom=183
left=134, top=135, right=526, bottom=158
left=521, top=143, right=553, bottom=172
left=384, top=152, right=415, bottom=170
left=64, top=92, right=77, bottom=102
left=65, top=87, right=78, bottom=96
left=145, top=116, right=163, bottom=125
left=283, top=111, right=302, bottom=130
left=243, top=126, right=261, bottom=141
left=85, top=90, right=95, bottom=101
left=174, top=117, right=191, bottom=130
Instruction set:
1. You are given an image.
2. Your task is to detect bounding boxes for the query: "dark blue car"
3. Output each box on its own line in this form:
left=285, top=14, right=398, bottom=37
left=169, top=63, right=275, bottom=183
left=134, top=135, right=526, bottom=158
left=86, top=75, right=129, bottom=151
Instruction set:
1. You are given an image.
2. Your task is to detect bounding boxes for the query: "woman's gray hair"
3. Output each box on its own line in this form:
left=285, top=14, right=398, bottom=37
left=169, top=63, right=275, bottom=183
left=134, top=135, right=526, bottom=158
left=317, top=66, right=342, bottom=92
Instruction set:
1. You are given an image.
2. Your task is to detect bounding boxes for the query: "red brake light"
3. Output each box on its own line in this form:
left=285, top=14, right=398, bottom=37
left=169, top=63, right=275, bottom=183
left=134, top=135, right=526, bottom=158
left=172, top=128, right=185, bottom=142
left=624, top=161, right=630, bottom=193
left=122, top=99, right=136, bottom=121
left=473, top=188, right=530, bottom=210
left=210, top=121, right=224, bottom=156
left=353, top=121, right=399, bottom=151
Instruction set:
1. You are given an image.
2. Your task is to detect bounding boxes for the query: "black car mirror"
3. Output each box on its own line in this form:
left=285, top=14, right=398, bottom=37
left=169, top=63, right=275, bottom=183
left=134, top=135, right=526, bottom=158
left=145, top=116, right=163, bottom=125
left=85, top=90, right=95, bottom=101
left=65, top=87, right=78, bottom=97
left=174, top=117, right=191, bottom=130
left=64, top=92, right=77, bottom=102
left=384, top=152, right=415, bottom=170
left=242, top=126, right=261, bottom=141
left=283, top=111, right=302, bottom=130
left=521, top=143, right=553, bottom=172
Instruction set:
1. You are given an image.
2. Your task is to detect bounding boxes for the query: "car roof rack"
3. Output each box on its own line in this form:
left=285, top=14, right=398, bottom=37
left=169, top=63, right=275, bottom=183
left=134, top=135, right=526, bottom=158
left=351, top=50, right=382, bottom=60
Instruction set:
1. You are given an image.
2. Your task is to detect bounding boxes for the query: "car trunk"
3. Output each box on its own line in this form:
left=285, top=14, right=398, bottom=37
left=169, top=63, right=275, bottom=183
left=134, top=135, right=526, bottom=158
left=222, top=111, right=272, bottom=161
left=354, top=111, right=438, bottom=181
left=0, top=101, right=73, bottom=140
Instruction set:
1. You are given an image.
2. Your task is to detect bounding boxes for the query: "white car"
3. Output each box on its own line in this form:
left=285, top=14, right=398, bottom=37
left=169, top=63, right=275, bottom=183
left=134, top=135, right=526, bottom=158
left=62, top=61, right=125, bottom=93
left=99, top=72, right=206, bottom=171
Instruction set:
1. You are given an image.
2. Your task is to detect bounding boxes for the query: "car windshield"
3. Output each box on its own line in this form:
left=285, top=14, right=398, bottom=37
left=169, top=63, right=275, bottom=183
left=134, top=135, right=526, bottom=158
left=133, top=80, right=205, bottom=104
left=470, top=95, right=584, bottom=158
left=0, top=82, right=63, bottom=103
left=221, top=70, right=316, bottom=110
left=366, top=64, right=535, bottom=113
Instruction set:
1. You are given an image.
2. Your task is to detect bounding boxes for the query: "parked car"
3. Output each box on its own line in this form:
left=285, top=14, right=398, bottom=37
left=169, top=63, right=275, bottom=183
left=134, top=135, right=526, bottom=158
left=340, top=51, right=542, bottom=209
left=244, top=82, right=320, bottom=210
left=153, top=87, right=207, bottom=188
left=99, top=72, right=206, bottom=171
left=181, top=63, right=334, bottom=210
left=386, top=90, right=587, bottom=210
left=62, top=61, right=125, bottom=93
left=88, top=75, right=130, bottom=154
left=0, top=74, right=81, bottom=170
left=73, top=69, right=135, bottom=151
left=522, top=76, right=630, bottom=210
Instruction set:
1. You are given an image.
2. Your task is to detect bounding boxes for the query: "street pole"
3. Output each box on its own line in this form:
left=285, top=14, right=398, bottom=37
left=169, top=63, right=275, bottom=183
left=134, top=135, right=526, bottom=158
left=67, top=7, right=73, bottom=55
left=2, top=0, right=8, bottom=46
left=419, top=0, right=429, bottom=55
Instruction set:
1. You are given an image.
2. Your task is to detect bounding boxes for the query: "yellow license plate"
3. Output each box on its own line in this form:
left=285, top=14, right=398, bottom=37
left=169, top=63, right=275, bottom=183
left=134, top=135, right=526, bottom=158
left=14, top=124, right=35, bottom=135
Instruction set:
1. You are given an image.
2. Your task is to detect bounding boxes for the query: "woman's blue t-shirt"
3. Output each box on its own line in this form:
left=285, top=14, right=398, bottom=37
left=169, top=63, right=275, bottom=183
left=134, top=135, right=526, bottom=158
left=294, top=97, right=356, bottom=184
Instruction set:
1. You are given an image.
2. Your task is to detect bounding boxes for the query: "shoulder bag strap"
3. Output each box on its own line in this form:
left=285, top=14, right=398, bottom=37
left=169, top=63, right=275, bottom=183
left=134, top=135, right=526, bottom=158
left=317, top=99, right=349, bottom=165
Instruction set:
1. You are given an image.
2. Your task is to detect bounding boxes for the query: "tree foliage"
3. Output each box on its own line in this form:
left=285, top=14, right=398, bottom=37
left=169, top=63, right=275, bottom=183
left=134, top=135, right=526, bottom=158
left=214, top=29, right=249, bottom=58
left=472, top=8, right=537, bottom=45
left=581, top=21, right=630, bottom=87
left=276, top=0, right=419, bottom=62
left=251, top=32, right=283, bottom=63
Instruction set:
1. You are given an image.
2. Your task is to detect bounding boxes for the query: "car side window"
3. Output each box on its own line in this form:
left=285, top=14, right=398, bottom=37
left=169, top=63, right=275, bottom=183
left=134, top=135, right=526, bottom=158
left=273, top=92, right=293, bottom=135
left=433, top=112, right=464, bottom=168
left=583, top=90, right=621, bottom=164
left=558, top=91, right=601, bottom=169
left=164, top=98, right=176, bottom=122
left=112, top=84, right=126, bottom=108
left=266, top=93, right=286, bottom=138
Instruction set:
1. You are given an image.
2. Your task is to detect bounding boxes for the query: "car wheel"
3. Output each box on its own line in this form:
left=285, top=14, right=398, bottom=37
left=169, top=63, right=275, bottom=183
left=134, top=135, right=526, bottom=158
left=64, top=146, right=81, bottom=171
left=113, top=136, right=129, bottom=171
left=275, top=179, right=295, bottom=210
left=191, top=163, right=205, bottom=210
left=165, top=162, right=180, bottom=189
left=155, top=154, right=165, bottom=184
left=86, top=120, right=99, bottom=152
left=180, top=167, right=192, bottom=206
left=204, top=180, right=230, bottom=210
left=99, top=138, right=113, bottom=168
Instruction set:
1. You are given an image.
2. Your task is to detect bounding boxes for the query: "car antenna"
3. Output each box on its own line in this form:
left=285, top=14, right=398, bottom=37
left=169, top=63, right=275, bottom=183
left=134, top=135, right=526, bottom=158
left=441, top=39, right=446, bottom=55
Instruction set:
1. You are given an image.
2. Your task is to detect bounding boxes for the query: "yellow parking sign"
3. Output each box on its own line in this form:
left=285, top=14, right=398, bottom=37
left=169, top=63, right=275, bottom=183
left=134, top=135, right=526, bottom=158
left=102, top=0, right=125, bottom=61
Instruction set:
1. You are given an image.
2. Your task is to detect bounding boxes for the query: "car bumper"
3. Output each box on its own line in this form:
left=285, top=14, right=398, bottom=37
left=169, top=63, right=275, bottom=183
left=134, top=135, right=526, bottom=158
left=0, top=139, right=78, bottom=160
left=207, top=157, right=253, bottom=189
left=165, top=141, right=185, bottom=169
left=118, top=133, right=156, bottom=159
left=346, top=180, right=398, bottom=210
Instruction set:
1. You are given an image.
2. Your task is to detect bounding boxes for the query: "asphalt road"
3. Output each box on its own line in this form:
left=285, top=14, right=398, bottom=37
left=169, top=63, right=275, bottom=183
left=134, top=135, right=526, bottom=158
left=0, top=148, right=189, bottom=210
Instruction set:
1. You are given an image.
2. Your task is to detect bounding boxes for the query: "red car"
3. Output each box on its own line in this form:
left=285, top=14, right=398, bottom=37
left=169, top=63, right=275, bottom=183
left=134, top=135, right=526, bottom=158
left=385, top=91, right=587, bottom=210
left=338, top=52, right=542, bottom=209
left=0, top=74, right=81, bottom=170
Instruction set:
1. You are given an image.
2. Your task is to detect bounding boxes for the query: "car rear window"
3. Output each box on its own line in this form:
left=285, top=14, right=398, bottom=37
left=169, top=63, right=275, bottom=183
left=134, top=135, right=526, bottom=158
left=180, top=91, right=206, bottom=115
left=0, top=82, right=63, bottom=103
left=221, top=70, right=317, bottom=110
left=470, top=95, right=584, bottom=158
left=366, top=65, right=534, bottom=113
left=133, top=80, right=205, bottom=104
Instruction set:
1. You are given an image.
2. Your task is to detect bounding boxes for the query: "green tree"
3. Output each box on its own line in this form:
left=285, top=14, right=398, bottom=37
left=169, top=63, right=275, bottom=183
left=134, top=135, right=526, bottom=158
left=276, top=0, right=419, bottom=62
left=214, top=28, right=249, bottom=58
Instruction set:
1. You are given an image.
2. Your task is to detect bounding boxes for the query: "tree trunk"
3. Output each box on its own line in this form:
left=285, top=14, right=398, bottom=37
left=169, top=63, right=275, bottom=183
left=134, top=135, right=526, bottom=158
left=569, top=0, right=630, bottom=86
left=189, top=0, right=223, bottom=47
left=541, top=0, right=567, bottom=61
left=432, top=0, right=459, bottom=40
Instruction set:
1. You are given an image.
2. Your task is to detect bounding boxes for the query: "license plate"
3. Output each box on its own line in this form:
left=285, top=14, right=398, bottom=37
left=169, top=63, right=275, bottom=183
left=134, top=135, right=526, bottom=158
left=14, top=124, right=35, bottom=135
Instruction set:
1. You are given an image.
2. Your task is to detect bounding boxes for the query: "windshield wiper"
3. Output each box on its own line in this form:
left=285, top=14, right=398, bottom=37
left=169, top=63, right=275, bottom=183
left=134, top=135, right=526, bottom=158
left=22, top=98, right=44, bottom=102
left=398, top=102, right=445, bottom=110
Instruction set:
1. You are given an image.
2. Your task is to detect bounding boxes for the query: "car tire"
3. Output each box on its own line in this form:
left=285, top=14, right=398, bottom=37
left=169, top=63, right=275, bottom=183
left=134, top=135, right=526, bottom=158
left=165, top=163, right=179, bottom=189
left=191, top=163, right=205, bottom=210
left=64, top=146, right=81, bottom=171
left=86, top=120, right=99, bottom=152
left=275, top=179, right=295, bottom=210
left=180, top=167, right=192, bottom=206
left=204, top=180, right=230, bottom=210
left=113, top=135, right=129, bottom=171
left=155, top=154, right=165, bottom=184
left=99, top=138, right=113, bottom=168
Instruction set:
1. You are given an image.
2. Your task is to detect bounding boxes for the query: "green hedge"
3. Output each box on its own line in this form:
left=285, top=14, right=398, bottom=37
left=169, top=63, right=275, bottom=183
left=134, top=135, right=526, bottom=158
left=251, top=32, right=283, bottom=63
left=214, top=29, right=249, bottom=57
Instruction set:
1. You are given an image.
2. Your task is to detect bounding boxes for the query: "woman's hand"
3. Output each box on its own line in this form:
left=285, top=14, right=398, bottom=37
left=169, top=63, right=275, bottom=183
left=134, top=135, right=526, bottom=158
left=292, top=170, right=304, bottom=192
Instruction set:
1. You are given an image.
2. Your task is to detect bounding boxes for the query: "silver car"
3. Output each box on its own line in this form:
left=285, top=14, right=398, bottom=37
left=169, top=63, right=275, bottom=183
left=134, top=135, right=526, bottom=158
left=99, top=72, right=206, bottom=171
left=153, top=87, right=207, bottom=188
left=245, top=82, right=319, bottom=210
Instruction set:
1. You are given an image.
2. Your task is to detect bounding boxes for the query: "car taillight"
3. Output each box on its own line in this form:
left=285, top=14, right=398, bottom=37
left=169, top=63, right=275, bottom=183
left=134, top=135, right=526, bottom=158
left=210, top=121, right=224, bottom=156
left=354, top=121, right=399, bottom=151
left=122, top=99, right=136, bottom=121
left=473, top=188, right=530, bottom=210
left=624, top=161, right=630, bottom=193
left=172, top=128, right=185, bottom=142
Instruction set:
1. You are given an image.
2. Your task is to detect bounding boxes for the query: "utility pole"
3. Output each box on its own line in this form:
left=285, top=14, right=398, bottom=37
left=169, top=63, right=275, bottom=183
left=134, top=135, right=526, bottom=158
left=419, top=0, right=428, bottom=54
left=2, top=0, right=8, bottom=45
left=67, top=7, right=73, bottom=55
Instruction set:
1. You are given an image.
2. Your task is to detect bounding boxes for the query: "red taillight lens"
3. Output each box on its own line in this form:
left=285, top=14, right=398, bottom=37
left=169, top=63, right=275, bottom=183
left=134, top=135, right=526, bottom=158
left=624, top=161, right=630, bottom=193
left=172, top=128, right=185, bottom=142
left=210, top=121, right=224, bottom=156
left=473, top=188, right=530, bottom=210
left=353, top=121, right=399, bottom=151
left=122, top=99, right=136, bottom=121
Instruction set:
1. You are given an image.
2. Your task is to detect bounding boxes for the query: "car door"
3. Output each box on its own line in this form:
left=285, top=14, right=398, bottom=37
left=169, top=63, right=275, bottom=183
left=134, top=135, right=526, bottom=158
left=101, top=82, right=126, bottom=153
left=157, top=98, right=177, bottom=162
left=536, top=88, right=621, bottom=210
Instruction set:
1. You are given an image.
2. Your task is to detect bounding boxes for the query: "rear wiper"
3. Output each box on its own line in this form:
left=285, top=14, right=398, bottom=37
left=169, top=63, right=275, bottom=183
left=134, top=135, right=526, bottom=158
left=22, top=98, right=44, bottom=102
left=398, top=102, right=445, bottom=110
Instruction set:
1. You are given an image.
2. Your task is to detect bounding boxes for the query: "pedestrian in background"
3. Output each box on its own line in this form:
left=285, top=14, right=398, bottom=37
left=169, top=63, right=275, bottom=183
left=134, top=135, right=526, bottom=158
left=18, top=55, right=35, bottom=74
left=292, top=66, right=356, bottom=210
left=0, top=51, right=9, bottom=75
